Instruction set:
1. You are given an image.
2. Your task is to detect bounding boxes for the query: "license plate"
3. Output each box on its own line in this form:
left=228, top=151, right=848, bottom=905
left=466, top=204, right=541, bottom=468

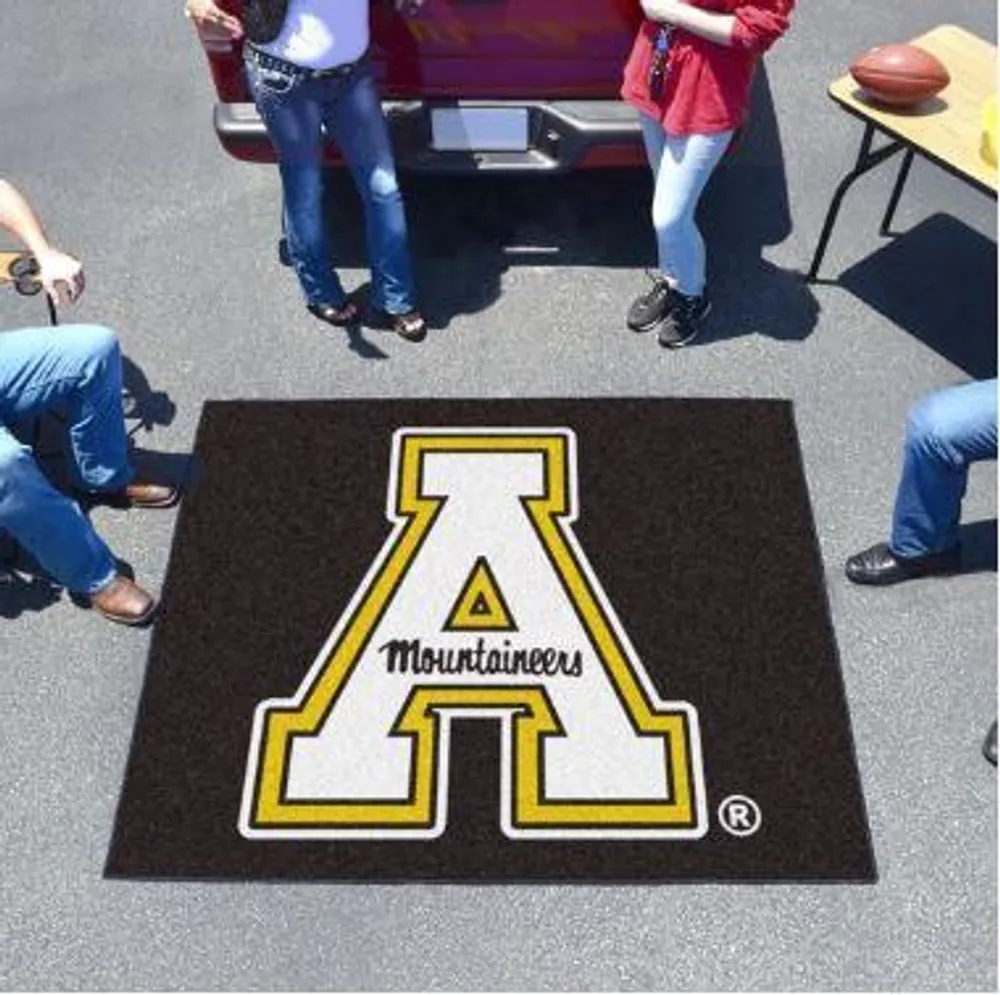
left=430, top=108, right=529, bottom=152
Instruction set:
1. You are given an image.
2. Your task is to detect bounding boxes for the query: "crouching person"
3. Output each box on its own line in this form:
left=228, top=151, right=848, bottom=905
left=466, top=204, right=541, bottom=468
left=0, top=179, right=178, bottom=625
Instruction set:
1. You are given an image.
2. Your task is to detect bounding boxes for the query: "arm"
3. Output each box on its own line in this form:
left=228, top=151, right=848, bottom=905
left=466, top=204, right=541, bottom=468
left=640, top=0, right=791, bottom=53
left=641, top=0, right=736, bottom=47
left=184, top=0, right=243, bottom=40
left=0, top=179, right=84, bottom=304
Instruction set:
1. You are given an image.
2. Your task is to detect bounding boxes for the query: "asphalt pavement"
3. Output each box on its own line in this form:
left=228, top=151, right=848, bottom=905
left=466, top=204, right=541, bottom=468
left=0, top=1, right=996, bottom=990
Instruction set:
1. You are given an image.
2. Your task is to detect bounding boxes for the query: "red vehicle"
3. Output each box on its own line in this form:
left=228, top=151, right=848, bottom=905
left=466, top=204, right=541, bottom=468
left=201, top=0, right=646, bottom=171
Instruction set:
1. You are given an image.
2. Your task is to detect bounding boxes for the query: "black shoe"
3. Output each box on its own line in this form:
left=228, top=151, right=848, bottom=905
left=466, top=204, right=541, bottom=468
left=844, top=541, right=961, bottom=586
left=657, top=291, right=711, bottom=348
left=983, top=721, right=997, bottom=766
left=626, top=274, right=674, bottom=332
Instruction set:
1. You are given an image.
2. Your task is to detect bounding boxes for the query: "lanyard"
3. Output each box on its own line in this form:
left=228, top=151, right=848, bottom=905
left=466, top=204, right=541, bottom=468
left=648, top=26, right=674, bottom=100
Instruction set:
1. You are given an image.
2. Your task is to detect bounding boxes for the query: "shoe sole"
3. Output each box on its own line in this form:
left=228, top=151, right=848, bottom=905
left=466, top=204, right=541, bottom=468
left=847, top=565, right=962, bottom=586
left=128, top=492, right=181, bottom=510
left=627, top=313, right=669, bottom=334
left=659, top=300, right=712, bottom=349
left=82, top=489, right=181, bottom=511
left=94, top=600, right=158, bottom=627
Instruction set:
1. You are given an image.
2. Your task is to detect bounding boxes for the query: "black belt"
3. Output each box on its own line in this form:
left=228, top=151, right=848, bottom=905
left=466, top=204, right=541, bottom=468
left=246, top=44, right=368, bottom=80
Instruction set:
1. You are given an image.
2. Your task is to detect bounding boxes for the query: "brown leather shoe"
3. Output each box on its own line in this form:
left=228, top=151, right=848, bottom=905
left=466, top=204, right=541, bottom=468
left=90, top=575, right=157, bottom=626
left=120, top=480, right=180, bottom=509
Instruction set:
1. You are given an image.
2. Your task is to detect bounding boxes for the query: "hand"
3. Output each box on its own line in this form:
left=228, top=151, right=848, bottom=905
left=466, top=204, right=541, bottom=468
left=640, top=0, right=685, bottom=26
left=184, top=0, right=244, bottom=40
left=35, top=247, right=84, bottom=306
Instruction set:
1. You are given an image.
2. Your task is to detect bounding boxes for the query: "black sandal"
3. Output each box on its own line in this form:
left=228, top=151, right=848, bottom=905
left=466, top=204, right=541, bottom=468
left=390, top=310, right=427, bottom=342
left=308, top=301, right=361, bottom=327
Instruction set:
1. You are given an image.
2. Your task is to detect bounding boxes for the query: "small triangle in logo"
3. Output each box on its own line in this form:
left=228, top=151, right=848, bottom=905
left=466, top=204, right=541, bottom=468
left=444, top=557, right=517, bottom=632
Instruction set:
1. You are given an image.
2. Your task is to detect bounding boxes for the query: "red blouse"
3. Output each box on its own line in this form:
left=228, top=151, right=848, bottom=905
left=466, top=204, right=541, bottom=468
left=621, top=0, right=794, bottom=136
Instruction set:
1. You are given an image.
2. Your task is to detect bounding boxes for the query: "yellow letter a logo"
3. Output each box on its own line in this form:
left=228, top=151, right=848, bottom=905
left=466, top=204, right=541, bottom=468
left=239, top=429, right=707, bottom=841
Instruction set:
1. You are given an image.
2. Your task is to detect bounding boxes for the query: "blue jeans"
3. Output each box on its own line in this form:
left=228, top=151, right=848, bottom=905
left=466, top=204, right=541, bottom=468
left=891, top=379, right=998, bottom=558
left=639, top=113, right=732, bottom=297
left=246, top=52, right=417, bottom=314
left=0, top=325, right=133, bottom=594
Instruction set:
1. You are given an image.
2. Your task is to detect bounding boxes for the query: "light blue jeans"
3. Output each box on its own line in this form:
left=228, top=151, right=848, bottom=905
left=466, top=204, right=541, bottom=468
left=246, top=52, right=417, bottom=314
left=0, top=325, right=133, bottom=594
left=639, top=113, right=732, bottom=297
left=891, top=379, right=998, bottom=557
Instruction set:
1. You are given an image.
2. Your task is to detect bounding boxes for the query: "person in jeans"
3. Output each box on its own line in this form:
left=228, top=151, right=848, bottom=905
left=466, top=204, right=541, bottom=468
left=185, top=0, right=427, bottom=342
left=621, top=0, right=794, bottom=348
left=846, top=379, right=997, bottom=585
left=0, top=179, right=178, bottom=625
left=846, top=379, right=997, bottom=770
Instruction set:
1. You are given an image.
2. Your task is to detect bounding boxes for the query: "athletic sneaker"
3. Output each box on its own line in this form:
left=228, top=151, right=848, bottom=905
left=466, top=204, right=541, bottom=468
left=626, top=273, right=674, bottom=332
left=657, top=291, right=711, bottom=349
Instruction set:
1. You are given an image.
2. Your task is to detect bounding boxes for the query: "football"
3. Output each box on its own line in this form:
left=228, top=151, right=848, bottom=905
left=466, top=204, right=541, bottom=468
left=849, top=43, right=950, bottom=107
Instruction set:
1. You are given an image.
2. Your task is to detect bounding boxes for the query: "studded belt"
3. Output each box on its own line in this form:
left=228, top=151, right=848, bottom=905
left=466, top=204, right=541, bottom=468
left=246, top=45, right=369, bottom=81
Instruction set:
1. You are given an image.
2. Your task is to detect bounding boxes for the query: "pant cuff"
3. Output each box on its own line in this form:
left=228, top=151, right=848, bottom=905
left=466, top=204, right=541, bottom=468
left=82, top=563, right=119, bottom=596
left=79, top=464, right=135, bottom=494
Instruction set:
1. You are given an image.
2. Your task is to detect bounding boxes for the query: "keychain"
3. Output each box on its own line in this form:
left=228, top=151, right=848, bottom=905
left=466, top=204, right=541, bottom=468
left=648, top=26, right=674, bottom=101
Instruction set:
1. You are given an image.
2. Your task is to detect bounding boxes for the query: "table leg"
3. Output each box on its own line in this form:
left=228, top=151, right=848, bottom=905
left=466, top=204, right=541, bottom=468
left=806, top=124, right=905, bottom=282
left=879, top=149, right=915, bottom=236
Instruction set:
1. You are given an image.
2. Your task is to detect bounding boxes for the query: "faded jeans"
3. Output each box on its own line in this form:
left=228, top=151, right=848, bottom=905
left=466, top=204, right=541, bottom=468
left=0, top=325, right=132, bottom=594
left=639, top=113, right=732, bottom=297
left=245, top=51, right=417, bottom=314
left=891, top=378, right=998, bottom=557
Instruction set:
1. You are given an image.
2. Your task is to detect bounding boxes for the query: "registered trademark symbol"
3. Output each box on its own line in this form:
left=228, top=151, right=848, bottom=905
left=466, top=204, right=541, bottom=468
left=718, top=795, right=762, bottom=837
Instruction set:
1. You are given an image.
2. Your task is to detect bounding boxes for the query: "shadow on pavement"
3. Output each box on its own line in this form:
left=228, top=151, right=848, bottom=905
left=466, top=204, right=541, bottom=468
left=326, top=167, right=654, bottom=331
left=960, top=518, right=998, bottom=574
left=321, top=65, right=817, bottom=340
left=344, top=319, right=390, bottom=360
left=122, top=354, right=178, bottom=439
left=837, top=214, right=998, bottom=379
left=0, top=564, right=61, bottom=619
left=30, top=352, right=180, bottom=466
left=696, top=65, right=819, bottom=346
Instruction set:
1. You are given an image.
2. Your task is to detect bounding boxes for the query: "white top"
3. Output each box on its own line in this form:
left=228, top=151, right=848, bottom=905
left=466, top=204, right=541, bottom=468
left=257, top=0, right=370, bottom=70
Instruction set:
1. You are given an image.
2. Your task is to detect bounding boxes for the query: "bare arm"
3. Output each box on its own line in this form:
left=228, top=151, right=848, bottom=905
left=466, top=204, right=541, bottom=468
left=184, top=0, right=243, bottom=40
left=0, top=179, right=54, bottom=258
left=641, top=0, right=792, bottom=52
left=640, top=0, right=736, bottom=47
left=0, top=179, right=84, bottom=304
